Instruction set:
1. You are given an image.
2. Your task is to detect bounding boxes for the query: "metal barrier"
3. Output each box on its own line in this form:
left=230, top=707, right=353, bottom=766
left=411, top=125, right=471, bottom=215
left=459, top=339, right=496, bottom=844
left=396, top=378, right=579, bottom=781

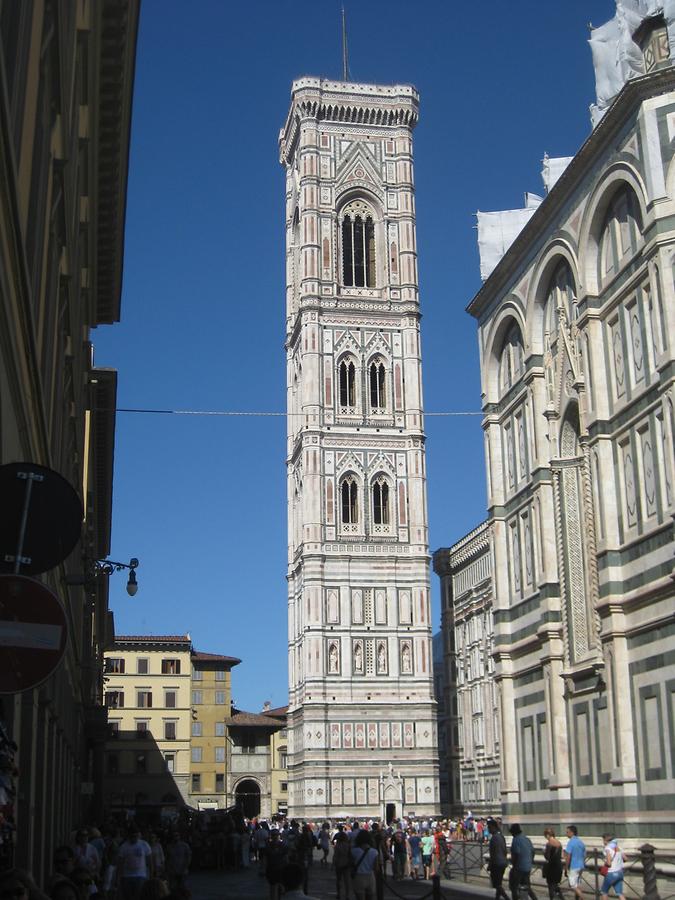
left=367, top=841, right=675, bottom=900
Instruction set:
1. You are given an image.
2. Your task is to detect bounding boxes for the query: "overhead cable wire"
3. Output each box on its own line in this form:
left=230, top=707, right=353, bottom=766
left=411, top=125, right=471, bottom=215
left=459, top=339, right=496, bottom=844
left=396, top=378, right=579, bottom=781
left=115, top=407, right=482, bottom=417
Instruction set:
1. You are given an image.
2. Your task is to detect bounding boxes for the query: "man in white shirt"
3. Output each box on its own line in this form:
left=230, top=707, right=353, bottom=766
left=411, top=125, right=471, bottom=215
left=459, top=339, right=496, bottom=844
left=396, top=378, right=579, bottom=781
left=116, top=827, right=152, bottom=900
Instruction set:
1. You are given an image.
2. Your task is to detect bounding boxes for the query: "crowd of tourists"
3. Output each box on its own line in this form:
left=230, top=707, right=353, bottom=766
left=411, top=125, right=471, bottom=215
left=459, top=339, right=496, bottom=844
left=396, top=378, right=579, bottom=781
left=0, top=815, right=627, bottom=900
left=485, top=820, right=626, bottom=900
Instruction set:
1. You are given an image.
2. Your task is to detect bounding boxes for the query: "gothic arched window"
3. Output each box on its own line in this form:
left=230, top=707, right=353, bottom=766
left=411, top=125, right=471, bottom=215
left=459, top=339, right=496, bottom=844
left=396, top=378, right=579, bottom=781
left=369, top=358, right=386, bottom=409
left=498, top=322, right=524, bottom=395
left=338, top=358, right=356, bottom=409
left=599, top=185, right=642, bottom=284
left=544, top=260, right=575, bottom=342
left=341, top=476, right=358, bottom=525
left=341, top=200, right=376, bottom=287
left=372, top=476, right=390, bottom=526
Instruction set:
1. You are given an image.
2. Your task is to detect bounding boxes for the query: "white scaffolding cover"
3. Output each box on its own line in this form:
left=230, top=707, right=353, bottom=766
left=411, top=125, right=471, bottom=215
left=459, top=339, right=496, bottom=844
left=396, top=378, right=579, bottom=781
left=476, top=196, right=542, bottom=281
left=590, top=1, right=675, bottom=126
left=476, top=155, right=573, bottom=281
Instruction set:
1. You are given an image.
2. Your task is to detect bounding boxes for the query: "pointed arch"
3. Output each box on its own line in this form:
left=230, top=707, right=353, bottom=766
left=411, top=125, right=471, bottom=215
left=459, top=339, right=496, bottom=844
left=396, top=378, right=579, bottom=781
left=368, top=355, right=387, bottom=410
left=337, top=354, right=357, bottom=409
left=339, top=472, right=360, bottom=528
left=371, top=472, right=391, bottom=527
left=578, top=165, right=648, bottom=295
left=341, top=198, right=376, bottom=287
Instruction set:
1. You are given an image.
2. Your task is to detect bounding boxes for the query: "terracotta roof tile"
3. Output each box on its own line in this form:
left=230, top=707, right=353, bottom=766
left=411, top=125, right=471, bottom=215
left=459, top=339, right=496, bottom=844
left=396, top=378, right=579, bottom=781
left=224, top=709, right=284, bottom=729
left=262, top=706, right=288, bottom=718
left=192, top=651, right=241, bottom=665
left=114, top=634, right=191, bottom=643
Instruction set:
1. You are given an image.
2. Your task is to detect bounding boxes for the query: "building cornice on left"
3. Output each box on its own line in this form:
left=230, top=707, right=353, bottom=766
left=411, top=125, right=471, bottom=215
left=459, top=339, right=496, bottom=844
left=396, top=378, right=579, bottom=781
left=92, top=0, right=140, bottom=325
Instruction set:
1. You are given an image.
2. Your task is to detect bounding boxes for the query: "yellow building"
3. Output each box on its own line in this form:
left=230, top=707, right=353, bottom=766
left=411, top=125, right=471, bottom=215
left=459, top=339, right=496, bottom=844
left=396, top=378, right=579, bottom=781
left=0, top=0, right=138, bottom=879
left=104, top=636, right=193, bottom=811
left=265, top=706, right=289, bottom=817
left=190, top=651, right=241, bottom=809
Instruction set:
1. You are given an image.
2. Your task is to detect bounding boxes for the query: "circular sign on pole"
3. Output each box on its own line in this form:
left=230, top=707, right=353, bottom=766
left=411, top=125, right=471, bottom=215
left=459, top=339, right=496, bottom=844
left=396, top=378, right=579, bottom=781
left=0, top=462, right=83, bottom=575
left=0, top=574, right=68, bottom=693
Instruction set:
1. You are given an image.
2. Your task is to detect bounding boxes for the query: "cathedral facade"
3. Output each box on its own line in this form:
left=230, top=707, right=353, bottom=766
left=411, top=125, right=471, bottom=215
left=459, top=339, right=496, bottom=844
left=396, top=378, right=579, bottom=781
left=467, top=11, right=675, bottom=837
left=279, top=78, right=439, bottom=819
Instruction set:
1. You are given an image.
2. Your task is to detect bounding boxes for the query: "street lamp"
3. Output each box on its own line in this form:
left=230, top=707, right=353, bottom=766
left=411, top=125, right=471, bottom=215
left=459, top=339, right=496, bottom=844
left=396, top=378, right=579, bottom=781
left=66, top=557, right=140, bottom=596
left=94, top=558, right=140, bottom=596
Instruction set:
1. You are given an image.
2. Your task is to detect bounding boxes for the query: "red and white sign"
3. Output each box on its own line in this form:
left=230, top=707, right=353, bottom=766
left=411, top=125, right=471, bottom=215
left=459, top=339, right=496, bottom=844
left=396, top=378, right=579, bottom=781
left=0, top=574, right=68, bottom=693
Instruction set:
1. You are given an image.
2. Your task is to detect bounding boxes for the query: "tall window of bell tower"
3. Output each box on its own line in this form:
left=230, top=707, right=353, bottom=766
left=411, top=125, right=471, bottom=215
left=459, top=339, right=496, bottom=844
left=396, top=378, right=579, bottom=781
left=341, top=200, right=376, bottom=287
left=339, top=358, right=356, bottom=408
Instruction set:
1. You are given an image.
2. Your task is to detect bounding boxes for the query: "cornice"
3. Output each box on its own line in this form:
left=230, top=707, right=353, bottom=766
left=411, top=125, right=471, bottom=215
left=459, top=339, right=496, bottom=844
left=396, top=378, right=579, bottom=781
left=280, top=77, right=419, bottom=164
left=92, top=0, right=140, bottom=325
left=467, top=67, right=675, bottom=321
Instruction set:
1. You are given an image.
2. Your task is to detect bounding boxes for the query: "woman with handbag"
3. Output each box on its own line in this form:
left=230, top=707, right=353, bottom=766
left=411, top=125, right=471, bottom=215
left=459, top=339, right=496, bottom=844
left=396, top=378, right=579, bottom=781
left=600, top=835, right=626, bottom=900
left=350, top=832, right=380, bottom=900
left=542, top=829, right=564, bottom=900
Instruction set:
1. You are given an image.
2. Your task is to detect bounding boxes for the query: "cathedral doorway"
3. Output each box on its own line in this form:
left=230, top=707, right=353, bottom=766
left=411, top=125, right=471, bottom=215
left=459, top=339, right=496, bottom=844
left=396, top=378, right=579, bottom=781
left=235, top=779, right=261, bottom=818
left=386, top=803, right=396, bottom=824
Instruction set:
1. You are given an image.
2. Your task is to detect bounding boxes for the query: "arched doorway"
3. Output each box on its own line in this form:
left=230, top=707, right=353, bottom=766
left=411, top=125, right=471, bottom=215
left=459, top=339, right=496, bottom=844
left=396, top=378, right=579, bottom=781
left=235, top=779, right=261, bottom=818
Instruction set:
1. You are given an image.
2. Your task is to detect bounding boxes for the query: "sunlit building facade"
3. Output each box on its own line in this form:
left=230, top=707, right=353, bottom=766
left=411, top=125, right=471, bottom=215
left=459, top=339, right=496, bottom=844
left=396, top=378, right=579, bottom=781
left=280, top=77, right=439, bottom=818
left=468, top=9, right=675, bottom=837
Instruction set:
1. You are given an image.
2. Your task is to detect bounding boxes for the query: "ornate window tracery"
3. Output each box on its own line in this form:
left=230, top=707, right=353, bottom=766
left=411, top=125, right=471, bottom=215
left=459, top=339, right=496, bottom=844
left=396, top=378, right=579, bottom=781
left=372, top=475, right=390, bottom=530
left=544, top=260, right=576, bottom=345
left=369, top=357, right=386, bottom=410
left=599, top=185, right=643, bottom=284
left=338, top=358, right=356, bottom=409
left=340, top=474, right=359, bottom=531
left=341, top=199, right=376, bottom=287
left=498, top=322, right=524, bottom=396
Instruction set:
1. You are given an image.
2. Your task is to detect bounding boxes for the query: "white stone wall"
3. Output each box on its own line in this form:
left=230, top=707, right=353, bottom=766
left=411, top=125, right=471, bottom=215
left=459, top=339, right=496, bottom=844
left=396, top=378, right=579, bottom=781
left=468, top=76, right=675, bottom=837
left=280, top=79, right=439, bottom=818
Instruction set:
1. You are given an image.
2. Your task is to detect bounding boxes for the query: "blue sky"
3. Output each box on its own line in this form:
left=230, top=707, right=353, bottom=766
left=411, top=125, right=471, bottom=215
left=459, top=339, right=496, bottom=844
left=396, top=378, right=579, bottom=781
left=93, top=0, right=615, bottom=711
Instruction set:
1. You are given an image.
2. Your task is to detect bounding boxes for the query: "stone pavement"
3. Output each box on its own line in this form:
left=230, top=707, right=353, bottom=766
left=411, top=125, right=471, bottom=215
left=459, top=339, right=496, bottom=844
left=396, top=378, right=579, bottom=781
left=185, top=860, right=494, bottom=900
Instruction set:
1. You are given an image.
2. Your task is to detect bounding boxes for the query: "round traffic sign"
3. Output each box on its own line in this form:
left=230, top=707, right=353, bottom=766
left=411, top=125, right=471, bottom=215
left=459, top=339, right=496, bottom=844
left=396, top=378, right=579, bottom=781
left=0, top=574, right=68, bottom=692
left=0, top=462, right=83, bottom=575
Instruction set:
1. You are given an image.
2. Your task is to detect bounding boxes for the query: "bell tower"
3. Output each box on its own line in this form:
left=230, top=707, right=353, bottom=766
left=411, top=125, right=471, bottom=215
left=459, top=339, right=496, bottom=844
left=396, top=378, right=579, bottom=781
left=280, top=77, right=439, bottom=818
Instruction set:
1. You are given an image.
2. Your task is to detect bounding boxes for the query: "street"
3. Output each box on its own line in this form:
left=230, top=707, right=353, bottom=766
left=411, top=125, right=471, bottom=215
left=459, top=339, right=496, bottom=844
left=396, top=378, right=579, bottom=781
left=185, top=861, right=494, bottom=900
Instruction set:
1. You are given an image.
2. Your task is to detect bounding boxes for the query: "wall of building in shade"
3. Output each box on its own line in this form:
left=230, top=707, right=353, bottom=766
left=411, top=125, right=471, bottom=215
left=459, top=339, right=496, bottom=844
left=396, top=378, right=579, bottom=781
left=465, top=17, right=675, bottom=838
left=280, top=78, right=439, bottom=818
left=434, top=524, right=501, bottom=819
left=0, top=0, right=139, bottom=880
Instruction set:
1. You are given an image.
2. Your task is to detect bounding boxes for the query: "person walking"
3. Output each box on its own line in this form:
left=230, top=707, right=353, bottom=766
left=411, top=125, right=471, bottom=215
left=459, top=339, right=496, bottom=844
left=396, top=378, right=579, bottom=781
left=542, top=829, right=564, bottom=900
left=391, top=831, right=408, bottom=882
left=115, top=828, right=152, bottom=900
left=265, top=830, right=287, bottom=900
left=350, top=832, right=379, bottom=900
left=564, top=825, right=586, bottom=900
left=407, top=828, right=422, bottom=880
left=333, top=831, right=352, bottom=900
left=600, top=835, right=626, bottom=900
left=421, top=830, right=435, bottom=880
left=509, top=824, right=538, bottom=900
left=319, top=824, right=331, bottom=866
left=164, top=832, right=191, bottom=892
left=487, top=819, right=509, bottom=900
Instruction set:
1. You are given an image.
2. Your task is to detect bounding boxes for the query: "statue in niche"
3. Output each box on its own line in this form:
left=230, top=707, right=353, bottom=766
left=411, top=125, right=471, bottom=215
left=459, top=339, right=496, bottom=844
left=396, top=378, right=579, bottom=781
left=377, top=642, right=386, bottom=672
left=328, top=642, right=339, bottom=673
left=401, top=642, right=412, bottom=673
left=353, top=642, right=363, bottom=673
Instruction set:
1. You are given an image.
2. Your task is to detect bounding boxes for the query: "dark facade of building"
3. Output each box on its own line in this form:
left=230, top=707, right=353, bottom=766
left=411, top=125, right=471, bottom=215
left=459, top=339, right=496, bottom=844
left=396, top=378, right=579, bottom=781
left=0, top=0, right=139, bottom=878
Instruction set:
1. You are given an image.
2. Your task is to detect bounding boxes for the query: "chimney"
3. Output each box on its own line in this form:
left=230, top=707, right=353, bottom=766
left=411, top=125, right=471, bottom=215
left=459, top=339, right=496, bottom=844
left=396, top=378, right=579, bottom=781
left=262, top=700, right=271, bottom=712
